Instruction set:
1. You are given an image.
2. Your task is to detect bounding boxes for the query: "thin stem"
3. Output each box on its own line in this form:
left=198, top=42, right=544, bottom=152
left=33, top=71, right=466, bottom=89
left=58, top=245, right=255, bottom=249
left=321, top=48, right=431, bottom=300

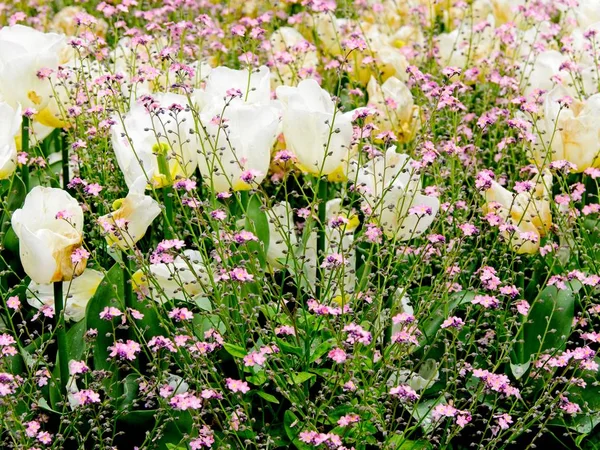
left=156, top=149, right=174, bottom=239
left=53, top=281, right=69, bottom=396
left=61, top=130, right=69, bottom=190
left=21, top=116, right=30, bottom=192
left=123, top=252, right=133, bottom=309
left=315, top=178, right=328, bottom=301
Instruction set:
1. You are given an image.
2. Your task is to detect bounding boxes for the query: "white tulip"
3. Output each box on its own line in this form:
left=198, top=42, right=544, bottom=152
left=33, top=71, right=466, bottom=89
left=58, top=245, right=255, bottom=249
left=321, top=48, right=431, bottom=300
left=269, top=27, right=318, bottom=87
left=349, top=147, right=439, bottom=240
left=277, top=79, right=354, bottom=176
left=27, top=269, right=103, bottom=322
left=132, top=250, right=210, bottom=303
left=437, top=15, right=496, bottom=69
left=197, top=101, right=279, bottom=192
left=303, top=199, right=359, bottom=303
left=12, top=187, right=86, bottom=284
left=196, top=65, right=271, bottom=109
left=98, top=177, right=161, bottom=250
left=111, top=93, right=199, bottom=189
left=0, top=102, right=21, bottom=180
left=0, top=26, right=68, bottom=118
left=530, top=86, right=600, bottom=172
left=265, top=201, right=298, bottom=269
left=367, top=76, right=419, bottom=143
left=520, top=50, right=570, bottom=98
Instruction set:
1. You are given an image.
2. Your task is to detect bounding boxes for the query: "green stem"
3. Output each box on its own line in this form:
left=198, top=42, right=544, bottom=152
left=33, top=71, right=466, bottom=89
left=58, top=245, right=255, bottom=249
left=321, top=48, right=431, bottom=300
left=315, top=178, right=328, bottom=301
left=21, top=116, right=30, bottom=192
left=123, top=253, right=133, bottom=310
left=53, top=281, right=69, bottom=396
left=156, top=150, right=174, bottom=239
left=61, top=131, right=69, bottom=190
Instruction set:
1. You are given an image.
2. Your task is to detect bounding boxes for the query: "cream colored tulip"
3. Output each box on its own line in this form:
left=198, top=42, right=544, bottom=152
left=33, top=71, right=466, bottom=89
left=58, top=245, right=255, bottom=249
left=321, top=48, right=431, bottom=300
left=197, top=100, right=279, bottom=192
left=111, top=93, right=199, bottom=189
left=27, top=269, right=103, bottom=322
left=51, top=6, right=108, bottom=37
left=482, top=170, right=552, bottom=254
left=0, top=25, right=69, bottom=126
left=98, top=177, right=161, bottom=250
left=0, top=102, right=21, bottom=180
left=132, top=250, right=210, bottom=303
left=349, top=147, right=439, bottom=240
left=197, top=65, right=271, bottom=108
left=437, top=15, right=496, bottom=69
left=367, top=76, right=420, bottom=143
left=277, top=79, right=354, bottom=177
left=12, top=187, right=86, bottom=283
left=269, top=27, right=319, bottom=88
left=531, top=86, right=600, bottom=172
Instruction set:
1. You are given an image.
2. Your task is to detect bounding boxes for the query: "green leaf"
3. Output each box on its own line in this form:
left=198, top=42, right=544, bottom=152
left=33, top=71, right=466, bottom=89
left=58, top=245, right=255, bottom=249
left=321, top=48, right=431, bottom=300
left=248, top=370, right=267, bottom=386
left=276, top=339, right=303, bottom=357
left=420, top=291, right=475, bottom=345
left=522, top=285, right=576, bottom=363
left=290, top=372, right=315, bottom=385
left=245, top=194, right=270, bottom=266
left=0, top=176, right=25, bottom=238
left=310, top=340, right=332, bottom=363
left=67, top=320, right=87, bottom=361
left=119, top=374, right=140, bottom=411
left=85, top=264, right=122, bottom=377
left=386, top=436, right=433, bottom=449
left=223, top=343, right=246, bottom=359
left=256, top=391, right=280, bottom=404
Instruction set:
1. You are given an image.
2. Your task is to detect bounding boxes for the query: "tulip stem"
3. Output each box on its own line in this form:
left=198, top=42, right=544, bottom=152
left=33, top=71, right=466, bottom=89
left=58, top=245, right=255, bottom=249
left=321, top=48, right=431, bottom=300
left=123, top=252, right=133, bottom=310
left=315, top=178, right=328, bottom=301
left=21, top=116, right=30, bottom=192
left=61, top=130, right=69, bottom=190
left=156, top=150, right=174, bottom=239
left=53, top=281, right=69, bottom=396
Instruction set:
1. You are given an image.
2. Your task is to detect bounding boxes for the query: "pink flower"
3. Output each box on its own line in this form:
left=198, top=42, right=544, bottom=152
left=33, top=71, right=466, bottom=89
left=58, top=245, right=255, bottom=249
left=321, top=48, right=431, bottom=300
left=390, top=385, right=420, bottom=402
left=328, top=348, right=347, bottom=363
left=6, top=296, right=20, bottom=310
left=226, top=378, right=250, bottom=394
left=108, top=340, right=141, bottom=361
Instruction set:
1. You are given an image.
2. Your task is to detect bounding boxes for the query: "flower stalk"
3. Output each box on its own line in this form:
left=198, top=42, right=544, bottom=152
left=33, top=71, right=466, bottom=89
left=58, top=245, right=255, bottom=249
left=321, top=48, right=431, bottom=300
left=156, top=148, right=174, bottom=239
left=21, top=115, right=30, bottom=192
left=53, top=281, right=70, bottom=396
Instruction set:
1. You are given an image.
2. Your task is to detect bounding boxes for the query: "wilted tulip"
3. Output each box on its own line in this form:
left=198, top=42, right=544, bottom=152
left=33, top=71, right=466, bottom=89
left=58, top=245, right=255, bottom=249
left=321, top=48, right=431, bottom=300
left=349, top=147, right=439, bottom=240
left=98, top=177, right=161, bottom=250
left=0, top=102, right=21, bottom=180
left=27, top=269, right=104, bottom=322
left=277, top=79, right=354, bottom=177
left=12, top=187, right=87, bottom=284
left=111, top=93, right=199, bottom=189
left=482, top=170, right=552, bottom=254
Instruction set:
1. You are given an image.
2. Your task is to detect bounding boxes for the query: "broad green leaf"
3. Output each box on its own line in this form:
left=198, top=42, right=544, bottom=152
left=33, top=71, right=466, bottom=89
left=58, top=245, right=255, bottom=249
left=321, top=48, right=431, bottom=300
left=290, top=372, right=315, bottom=385
left=522, top=285, right=577, bottom=364
left=85, top=264, right=123, bottom=376
left=256, top=391, right=280, bottom=404
left=223, top=343, right=246, bottom=358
